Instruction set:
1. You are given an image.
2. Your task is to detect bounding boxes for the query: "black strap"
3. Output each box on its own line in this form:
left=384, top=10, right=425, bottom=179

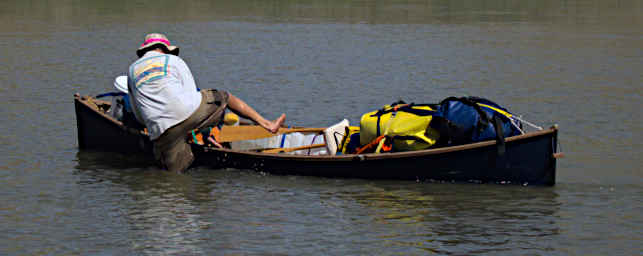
left=492, top=114, right=508, bottom=170
left=438, top=97, right=509, bottom=155
left=399, top=107, right=436, bottom=116
left=373, top=103, right=437, bottom=137
left=338, top=126, right=351, bottom=152
left=492, top=115, right=506, bottom=156
left=95, top=92, right=126, bottom=99
left=376, top=114, right=382, bottom=137
left=439, top=97, right=491, bottom=132
left=371, top=104, right=436, bottom=118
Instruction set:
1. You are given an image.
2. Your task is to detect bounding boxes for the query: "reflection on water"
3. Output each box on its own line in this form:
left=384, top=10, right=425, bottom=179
left=75, top=151, right=210, bottom=255
left=75, top=151, right=563, bottom=254
left=333, top=183, right=560, bottom=254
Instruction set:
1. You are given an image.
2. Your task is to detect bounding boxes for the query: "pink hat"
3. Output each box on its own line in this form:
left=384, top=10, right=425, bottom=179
left=136, top=33, right=179, bottom=57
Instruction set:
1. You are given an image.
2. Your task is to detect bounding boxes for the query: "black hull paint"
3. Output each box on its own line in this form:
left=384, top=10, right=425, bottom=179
left=75, top=95, right=558, bottom=185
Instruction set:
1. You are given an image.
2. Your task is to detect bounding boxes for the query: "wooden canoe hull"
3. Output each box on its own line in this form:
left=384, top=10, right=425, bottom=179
left=75, top=95, right=558, bottom=185
left=75, top=95, right=154, bottom=154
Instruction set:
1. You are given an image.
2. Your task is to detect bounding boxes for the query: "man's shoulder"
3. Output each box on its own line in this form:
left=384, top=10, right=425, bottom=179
left=165, top=54, right=190, bottom=72
left=133, top=52, right=185, bottom=63
left=130, top=53, right=185, bottom=70
left=166, top=54, right=186, bottom=64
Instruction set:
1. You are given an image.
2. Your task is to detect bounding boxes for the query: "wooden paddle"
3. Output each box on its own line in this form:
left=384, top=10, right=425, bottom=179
left=218, top=125, right=325, bottom=143
left=261, top=143, right=327, bottom=154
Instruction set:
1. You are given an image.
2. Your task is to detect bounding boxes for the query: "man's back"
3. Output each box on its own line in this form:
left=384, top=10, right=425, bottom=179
left=128, top=51, right=201, bottom=140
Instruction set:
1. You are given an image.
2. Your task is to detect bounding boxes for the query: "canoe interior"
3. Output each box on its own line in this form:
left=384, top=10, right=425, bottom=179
left=74, top=94, right=558, bottom=185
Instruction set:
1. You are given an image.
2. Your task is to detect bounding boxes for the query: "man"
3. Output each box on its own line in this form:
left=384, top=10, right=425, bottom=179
left=128, top=33, right=285, bottom=172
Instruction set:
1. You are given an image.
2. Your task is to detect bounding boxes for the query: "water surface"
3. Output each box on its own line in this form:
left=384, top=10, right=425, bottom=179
left=1, top=0, right=641, bottom=255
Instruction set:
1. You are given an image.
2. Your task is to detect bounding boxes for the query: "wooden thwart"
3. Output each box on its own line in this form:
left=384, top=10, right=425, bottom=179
left=261, top=143, right=327, bottom=154
left=218, top=125, right=325, bottom=143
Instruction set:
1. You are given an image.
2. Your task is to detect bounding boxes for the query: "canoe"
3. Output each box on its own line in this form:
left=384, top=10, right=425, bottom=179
left=74, top=93, right=561, bottom=185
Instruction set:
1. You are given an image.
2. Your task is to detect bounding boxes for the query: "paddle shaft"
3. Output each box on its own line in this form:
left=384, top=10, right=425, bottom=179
left=262, top=143, right=327, bottom=153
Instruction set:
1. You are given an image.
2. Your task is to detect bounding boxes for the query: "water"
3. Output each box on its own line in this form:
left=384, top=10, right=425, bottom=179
left=1, top=0, right=641, bottom=255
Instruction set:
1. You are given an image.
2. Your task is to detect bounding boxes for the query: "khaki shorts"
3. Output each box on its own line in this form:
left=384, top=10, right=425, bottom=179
left=152, top=89, right=229, bottom=172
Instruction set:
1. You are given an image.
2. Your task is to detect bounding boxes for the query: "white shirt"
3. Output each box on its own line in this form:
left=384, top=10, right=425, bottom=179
left=127, top=51, right=202, bottom=140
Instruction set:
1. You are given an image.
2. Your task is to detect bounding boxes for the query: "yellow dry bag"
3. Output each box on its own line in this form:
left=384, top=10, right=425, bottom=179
left=359, top=102, right=440, bottom=152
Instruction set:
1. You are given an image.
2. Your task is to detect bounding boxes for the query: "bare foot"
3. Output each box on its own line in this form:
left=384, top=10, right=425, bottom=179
left=266, top=114, right=286, bottom=133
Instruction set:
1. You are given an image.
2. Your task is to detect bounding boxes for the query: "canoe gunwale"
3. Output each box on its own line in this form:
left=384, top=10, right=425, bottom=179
left=203, top=127, right=558, bottom=161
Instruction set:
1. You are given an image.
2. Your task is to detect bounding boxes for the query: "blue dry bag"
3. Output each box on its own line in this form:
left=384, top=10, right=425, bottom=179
left=433, top=96, right=522, bottom=145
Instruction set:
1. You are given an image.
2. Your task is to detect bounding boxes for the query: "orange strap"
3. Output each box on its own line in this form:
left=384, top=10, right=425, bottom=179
left=189, top=126, right=222, bottom=145
left=210, top=127, right=221, bottom=142
left=355, top=136, right=384, bottom=154
left=356, top=135, right=395, bottom=154
left=362, top=104, right=407, bottom=153
left=392, top=103, right=409, bottom=112
left=380, top=140, right=393, bottom=152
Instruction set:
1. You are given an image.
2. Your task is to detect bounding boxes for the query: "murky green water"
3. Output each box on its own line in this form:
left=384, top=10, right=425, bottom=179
left=1, top=0, right=641, bottom=255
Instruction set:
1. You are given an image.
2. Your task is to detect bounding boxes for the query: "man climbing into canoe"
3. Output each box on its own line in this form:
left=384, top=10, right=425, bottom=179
left=128, top=33, right=286, bottom=173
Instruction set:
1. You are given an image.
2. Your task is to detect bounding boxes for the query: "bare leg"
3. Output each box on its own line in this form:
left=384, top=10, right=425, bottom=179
left=227, top=93, right=286, bottom=133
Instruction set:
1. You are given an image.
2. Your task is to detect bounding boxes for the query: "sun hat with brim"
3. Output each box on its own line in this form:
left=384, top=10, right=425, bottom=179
left=136, top=33, right=179, bottom=57
left=114, top=75, right=128, bottom=93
